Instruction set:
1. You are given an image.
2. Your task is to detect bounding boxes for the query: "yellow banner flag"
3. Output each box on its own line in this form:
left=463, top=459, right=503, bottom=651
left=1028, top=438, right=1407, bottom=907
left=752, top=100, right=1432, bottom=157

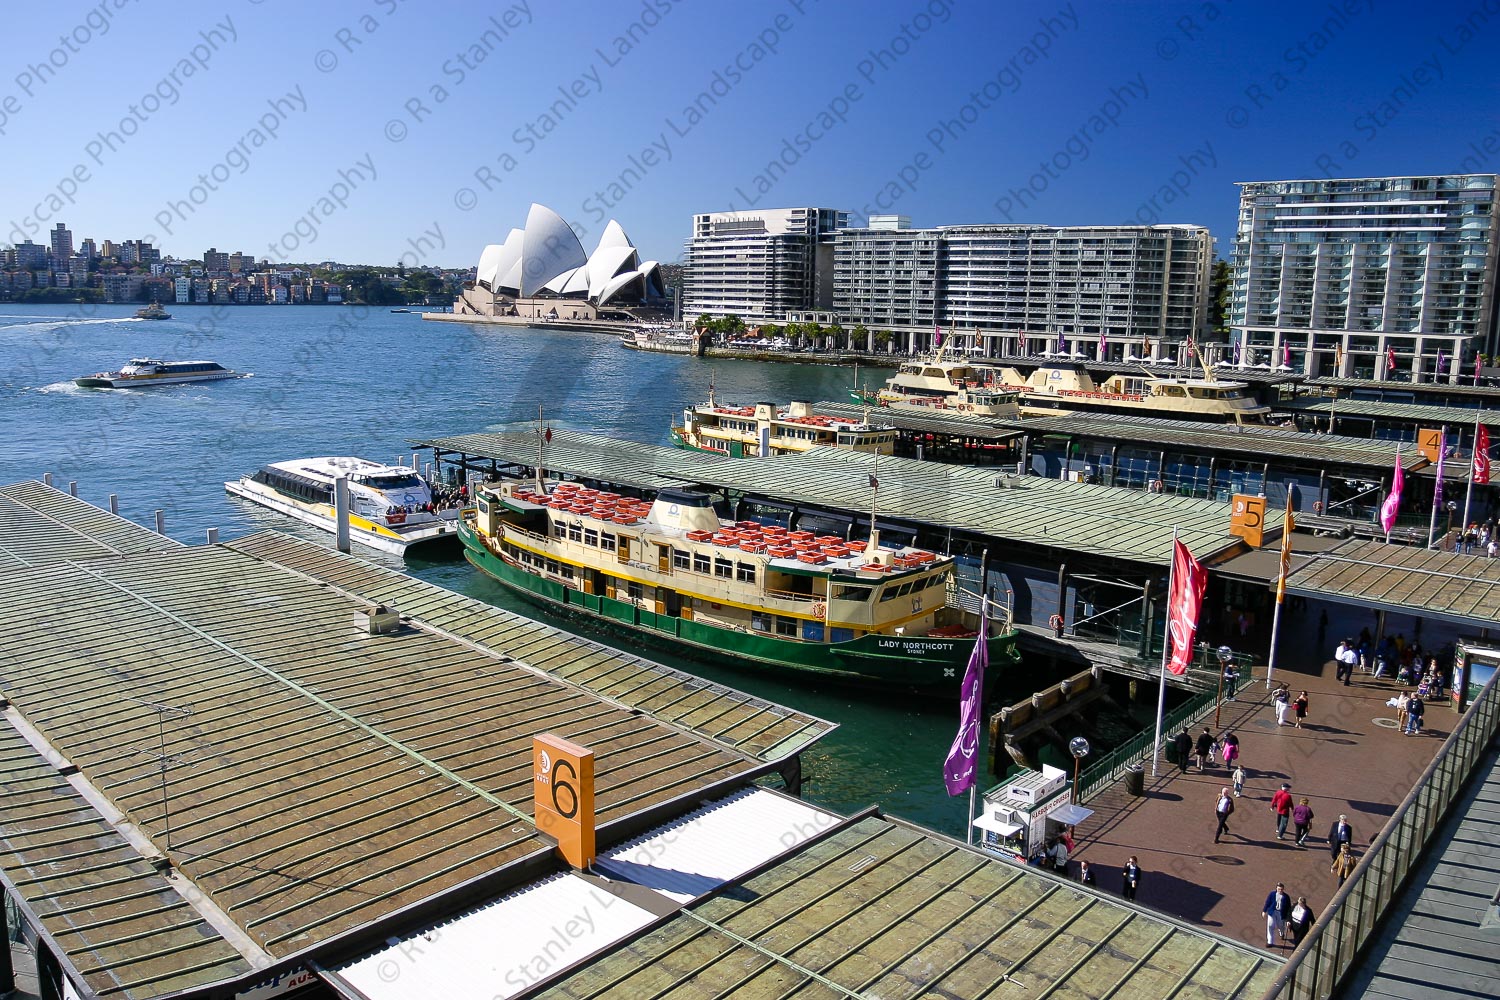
left=1275, top=493, right=1296, bottom=604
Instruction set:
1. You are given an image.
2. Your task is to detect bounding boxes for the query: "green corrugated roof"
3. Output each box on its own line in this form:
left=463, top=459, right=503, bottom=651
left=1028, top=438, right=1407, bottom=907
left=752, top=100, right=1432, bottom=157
left=1282, top=396, right=1500, bottom=424
left=1304, top=375, right=1500, bottom=401
left=419, top=429, right=1241, bottom=566
left=0, top=481, right=175, bottom=568
left=813, top=401, right=1022, bottom=440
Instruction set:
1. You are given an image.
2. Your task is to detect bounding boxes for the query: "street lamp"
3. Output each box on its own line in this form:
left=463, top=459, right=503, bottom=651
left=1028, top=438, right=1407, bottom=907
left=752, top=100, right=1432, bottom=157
left=1214, top=645, right=1235, bottom=729
left=1446, top=500, right=1458, bottom=549
left=1069, top=736, right=1091, bottom=804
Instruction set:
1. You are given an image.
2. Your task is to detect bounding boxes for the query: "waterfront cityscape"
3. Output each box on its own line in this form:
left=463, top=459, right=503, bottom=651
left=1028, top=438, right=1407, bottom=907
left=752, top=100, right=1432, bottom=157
left=3, top=4, right=1499, bottom=1000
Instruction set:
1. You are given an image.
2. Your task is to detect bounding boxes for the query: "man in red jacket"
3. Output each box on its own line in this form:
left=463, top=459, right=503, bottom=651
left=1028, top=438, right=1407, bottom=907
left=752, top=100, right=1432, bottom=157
left=1270, top=783, right=1294, bottom=840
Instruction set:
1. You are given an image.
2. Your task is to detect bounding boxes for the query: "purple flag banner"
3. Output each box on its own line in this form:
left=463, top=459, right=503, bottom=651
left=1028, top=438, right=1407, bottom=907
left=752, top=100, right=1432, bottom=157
left=943, top=615, right=988, bottom=796
left=1433, top=431, right=1445, bottom=510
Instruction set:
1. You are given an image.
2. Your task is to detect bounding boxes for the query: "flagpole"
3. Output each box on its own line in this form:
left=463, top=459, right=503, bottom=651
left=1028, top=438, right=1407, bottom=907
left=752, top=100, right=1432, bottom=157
left=1151, top=527, right=1179, bottom=777
left=1266, top=493, right=1293, bottom=691
left=1427, top=430, right=1444, bottom=549
left=1461, top=410, right=1481, bottom=540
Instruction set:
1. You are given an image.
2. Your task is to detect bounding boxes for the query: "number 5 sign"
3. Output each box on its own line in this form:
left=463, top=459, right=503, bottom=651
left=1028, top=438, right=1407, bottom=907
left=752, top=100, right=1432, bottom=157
left=1229, top=494, right=1266, bottom=547
left=533, top=734, right=595, bottom=869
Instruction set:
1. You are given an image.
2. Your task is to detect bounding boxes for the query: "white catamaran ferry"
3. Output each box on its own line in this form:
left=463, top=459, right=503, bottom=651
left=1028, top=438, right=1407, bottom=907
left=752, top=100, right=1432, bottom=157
left=672, top=398, right=897, bottom=458
left=74, top=359, right=246, bottom=388
left=225, top=457, right=460, bottom=556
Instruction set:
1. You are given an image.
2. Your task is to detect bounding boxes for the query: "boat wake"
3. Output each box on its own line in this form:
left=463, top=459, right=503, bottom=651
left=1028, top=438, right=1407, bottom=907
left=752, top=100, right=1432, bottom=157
left=0, top=316, right=142, bottom=335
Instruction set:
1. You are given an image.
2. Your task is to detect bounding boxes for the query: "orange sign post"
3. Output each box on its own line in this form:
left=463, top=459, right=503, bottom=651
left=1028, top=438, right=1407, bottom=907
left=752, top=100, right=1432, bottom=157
left=1416, top=427, right=1442, bottom=463
left=1229, top=494, right=1267, bottom=547
left=532, top=734, right=595, bottom=869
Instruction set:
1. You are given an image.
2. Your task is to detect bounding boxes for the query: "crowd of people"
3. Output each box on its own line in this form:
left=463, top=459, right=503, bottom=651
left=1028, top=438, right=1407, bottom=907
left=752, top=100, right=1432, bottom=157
left=1456, top=520, right=1500, bottom=557
left=1332, top=630, right=1450, bottom=691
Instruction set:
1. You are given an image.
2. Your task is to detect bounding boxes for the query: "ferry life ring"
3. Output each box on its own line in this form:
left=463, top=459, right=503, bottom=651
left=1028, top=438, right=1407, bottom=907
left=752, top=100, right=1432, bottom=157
left=1313, top=501, right=1324, bottom=514
left=812, top=601, right=827, bottom=618
left=1048, top=614, right=1065, bottom=630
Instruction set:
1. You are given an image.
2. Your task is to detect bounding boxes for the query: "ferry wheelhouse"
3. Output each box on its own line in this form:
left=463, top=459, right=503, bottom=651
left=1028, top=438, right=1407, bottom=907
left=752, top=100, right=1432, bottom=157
left=993, top=362, right=1271, bottom=424
left=225, top=457, right=459, bottom=556
left=459, top=479, right=1021, bottom=693
left=672, top=399, right=897, bottom=457
left=74, top=359, right=245, bottom=388
left=853, top=357, right=1023, bottom=418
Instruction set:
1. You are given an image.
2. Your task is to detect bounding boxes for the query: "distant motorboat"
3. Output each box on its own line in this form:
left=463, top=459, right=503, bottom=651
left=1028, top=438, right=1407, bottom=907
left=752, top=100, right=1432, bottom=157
left=135, top=302, right=170, bottom=320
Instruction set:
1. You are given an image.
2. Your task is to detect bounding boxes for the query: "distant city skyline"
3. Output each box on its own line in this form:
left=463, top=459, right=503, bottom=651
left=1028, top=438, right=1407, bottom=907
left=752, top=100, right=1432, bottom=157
left=6, top=2, right=1500, bottom=267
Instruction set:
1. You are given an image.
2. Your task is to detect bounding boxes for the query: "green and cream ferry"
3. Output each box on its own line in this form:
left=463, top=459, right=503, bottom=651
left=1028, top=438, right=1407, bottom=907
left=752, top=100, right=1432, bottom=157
left=460, top=479, right=1020, bottom=693
left=672, top=398, right=897, bottom=458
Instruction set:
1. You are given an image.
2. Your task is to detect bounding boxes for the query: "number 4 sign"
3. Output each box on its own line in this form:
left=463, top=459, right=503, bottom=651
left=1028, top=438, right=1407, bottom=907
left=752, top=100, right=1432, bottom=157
left=533, top=734, right=596, bottom=869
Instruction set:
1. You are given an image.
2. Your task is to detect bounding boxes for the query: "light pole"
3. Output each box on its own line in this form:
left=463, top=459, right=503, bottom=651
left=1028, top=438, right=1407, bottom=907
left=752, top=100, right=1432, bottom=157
left=1214, top=645, right=1234, bottom=729
left=1069, top=737, right=1091, bottom=804
left=1445, top=500, right=1458, bottom=550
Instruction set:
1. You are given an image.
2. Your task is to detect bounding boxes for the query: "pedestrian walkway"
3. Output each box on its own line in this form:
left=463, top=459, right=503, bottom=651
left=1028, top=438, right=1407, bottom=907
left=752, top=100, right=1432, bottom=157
left=1072, top=650, right=1451, bottom=953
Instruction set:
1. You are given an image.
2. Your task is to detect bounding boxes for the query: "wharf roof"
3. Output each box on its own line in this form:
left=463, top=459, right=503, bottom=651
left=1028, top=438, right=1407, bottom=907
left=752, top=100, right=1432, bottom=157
left=1280, top=395, right=1500, bottom=425
left=1303, top=375, right=1500, bottom=402
left=531, top=812, right=1280, bottom=999
left=1335, top=744, right=1500, bottom=1000
left=420, top=429, right=1243, bottom=565
left=971, top=411, right=1428, bottom=471
left=813, top=400, right=1022, bottom=441
left=0, top=486, right=831, bottom=999
left=0, top=480, right=176, bottom=569
left=1284, top=538, right=1500, bottom=628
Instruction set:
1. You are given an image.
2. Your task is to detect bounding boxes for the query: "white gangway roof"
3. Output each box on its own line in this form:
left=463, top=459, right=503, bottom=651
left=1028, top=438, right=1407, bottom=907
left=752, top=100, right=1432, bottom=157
left=327, top=788, right=839, bottom=999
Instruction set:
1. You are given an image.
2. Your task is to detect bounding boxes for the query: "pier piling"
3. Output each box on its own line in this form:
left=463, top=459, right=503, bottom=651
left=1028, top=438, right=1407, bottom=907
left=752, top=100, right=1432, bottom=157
left=109, top=494, right=118, bottom=515
left=154, top=510, right=165, bottom=535
left=206, top=528, right=220, bottom=545
left=68, top=481, right=77, bottom=497
left=43, top=473, right=52, bottom=487
left=334, top=477, right=351, bottom=553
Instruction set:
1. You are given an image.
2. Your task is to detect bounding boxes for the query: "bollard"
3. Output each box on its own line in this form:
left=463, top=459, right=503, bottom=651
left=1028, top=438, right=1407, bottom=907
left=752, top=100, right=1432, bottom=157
left=206, top=528, right=220, bottom=544
left=109, top=494, right=119, bottom=515
left=155, top=509, right=165, bottom=535
left=334, top=476, right=351, bottom=553
left=43, top=472, right=53, bottom=486
left=69, top=481, right=78, bottom=497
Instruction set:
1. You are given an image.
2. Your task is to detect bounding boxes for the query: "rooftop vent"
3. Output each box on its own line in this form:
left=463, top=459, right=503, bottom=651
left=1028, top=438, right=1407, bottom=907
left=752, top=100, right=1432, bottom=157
left=356, top=604, right=402, bottom=635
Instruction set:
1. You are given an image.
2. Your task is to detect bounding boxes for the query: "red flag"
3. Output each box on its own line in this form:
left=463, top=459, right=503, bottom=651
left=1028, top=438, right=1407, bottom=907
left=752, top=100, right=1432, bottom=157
left=1477, top=424, right=1492, bottom=485
left=544, top=425, right=553, bottom=444
left=1387, top=347, right=1397, bottom=373
left=1166, top=539, right=1206, bottom=676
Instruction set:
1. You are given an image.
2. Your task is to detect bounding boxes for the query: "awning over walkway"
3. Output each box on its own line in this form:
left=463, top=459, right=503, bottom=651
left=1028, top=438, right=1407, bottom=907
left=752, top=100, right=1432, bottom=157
left=1285, top=538, right=1500, bottom=629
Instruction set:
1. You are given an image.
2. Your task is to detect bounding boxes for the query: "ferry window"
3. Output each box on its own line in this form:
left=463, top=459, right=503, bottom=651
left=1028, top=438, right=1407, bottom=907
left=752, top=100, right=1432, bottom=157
left=752, top=611, right=771, bottom=632
left=627, top=581, right=643, bottom=601
left=832, top=584, right=871, bottom=601
left=568, top=523, right=583, bottom=542
left=736, top=563, right=756, bottom=583
left=545, top=559, right=560, bottom=574
left=553, top=523, right=566, bottom=538
left=600, top=533, right=617, bottom=552
left=775, top=617, right=798, bottom=637
left=584, top=528, right=599, bottom=546
left=673, top=549, right=691, bottom=569
left=693, top=553, right=711, bottom=573
left=713, top=557, right=733, bottom=579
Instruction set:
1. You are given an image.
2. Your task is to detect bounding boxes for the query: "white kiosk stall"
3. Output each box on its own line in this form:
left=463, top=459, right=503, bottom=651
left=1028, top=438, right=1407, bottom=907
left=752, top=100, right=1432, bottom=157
left=971, top=764, right=1094, bottom=862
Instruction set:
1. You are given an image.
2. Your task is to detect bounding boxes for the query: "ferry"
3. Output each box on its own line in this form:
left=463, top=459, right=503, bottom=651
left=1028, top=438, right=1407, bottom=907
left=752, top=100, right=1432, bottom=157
left=992, top=361, right=1272, bottom=424
left=851, top=354, right=1024, bottom=418
left=672, top=397, right=897, bottom=457
left=74, top=359, right=246, bottom=388
left=135, top=302, right=170, bottom=320
left=459, top=479, right=1021, bottom=693
left=621, top=326, right=705, bottom=356
left=225, top=458, right=461, bottom=556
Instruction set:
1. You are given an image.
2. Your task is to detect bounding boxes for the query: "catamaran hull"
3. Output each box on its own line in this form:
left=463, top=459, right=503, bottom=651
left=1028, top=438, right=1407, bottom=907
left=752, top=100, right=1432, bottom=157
left=459, top=517, right=1021, bottom=695
left=224, top=480, right=459, bottom=557
left=74, top=372, right=245, bottom=388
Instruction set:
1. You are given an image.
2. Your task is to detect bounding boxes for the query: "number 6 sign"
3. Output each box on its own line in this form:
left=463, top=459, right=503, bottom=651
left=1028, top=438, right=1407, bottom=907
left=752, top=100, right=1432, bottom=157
left=533, top=734, right=595, bottom=869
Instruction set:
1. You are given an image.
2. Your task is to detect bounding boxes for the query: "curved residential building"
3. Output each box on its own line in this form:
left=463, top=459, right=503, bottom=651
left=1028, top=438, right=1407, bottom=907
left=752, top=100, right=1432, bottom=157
left=464, top=204, right=665, bottom=319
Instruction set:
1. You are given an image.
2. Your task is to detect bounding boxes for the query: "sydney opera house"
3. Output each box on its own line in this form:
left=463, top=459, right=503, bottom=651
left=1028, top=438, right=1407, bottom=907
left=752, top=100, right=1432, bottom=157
left=456, top=203, right=666, bottom=321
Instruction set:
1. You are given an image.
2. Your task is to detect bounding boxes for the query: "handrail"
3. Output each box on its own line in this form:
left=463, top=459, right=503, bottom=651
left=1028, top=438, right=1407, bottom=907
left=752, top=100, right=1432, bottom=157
left=1260, top=667, right=1500, bottom=1000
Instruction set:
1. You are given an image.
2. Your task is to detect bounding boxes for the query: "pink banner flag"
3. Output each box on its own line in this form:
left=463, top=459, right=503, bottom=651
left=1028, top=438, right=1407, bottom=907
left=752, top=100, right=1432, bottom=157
left=1098, top=330, right=1107, bottom=359
left=1476, top=425, right=1492, bottom=485
left=943, top=615, right=988, bottom=796
left=1380, top=451, right=1405, bottom=534
left=1166, top=539, right=1206, bottom=676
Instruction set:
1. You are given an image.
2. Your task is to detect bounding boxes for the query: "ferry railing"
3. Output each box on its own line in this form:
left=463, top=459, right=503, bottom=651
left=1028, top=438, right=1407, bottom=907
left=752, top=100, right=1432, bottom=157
left=1260, top=667, right=1500, bottom=1000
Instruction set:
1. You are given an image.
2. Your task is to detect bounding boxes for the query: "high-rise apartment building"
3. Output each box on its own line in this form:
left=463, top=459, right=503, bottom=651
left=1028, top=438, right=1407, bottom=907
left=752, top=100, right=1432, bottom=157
left=1231, top=174, right=1500, bottom=378
left=683, top=208, right=848, bottom=321
left=79, top=238, right=97, bottom=260
left=833, top=223, right=1213, bottom=358
left=229, top=251, right=253, bottom=274
left=204, top=248, right=229, bottom=272
left=49, top=223, right=73, bottom=263
left=12, top=241, right=47, bottom=270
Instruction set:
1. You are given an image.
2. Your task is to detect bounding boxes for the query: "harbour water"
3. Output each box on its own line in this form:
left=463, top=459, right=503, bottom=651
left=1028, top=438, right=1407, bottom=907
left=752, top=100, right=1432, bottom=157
left=1, top=303, right=1055, bottom=837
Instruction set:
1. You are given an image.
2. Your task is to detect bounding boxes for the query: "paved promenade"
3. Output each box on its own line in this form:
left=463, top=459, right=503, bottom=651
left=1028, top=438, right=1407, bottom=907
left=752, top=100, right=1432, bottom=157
left=1072, top=643, right=1450, bottom=952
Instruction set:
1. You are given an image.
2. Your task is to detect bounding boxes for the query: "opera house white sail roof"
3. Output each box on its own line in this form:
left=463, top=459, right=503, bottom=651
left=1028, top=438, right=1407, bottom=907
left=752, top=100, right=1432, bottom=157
left=475, top=204, right=664, bottom=307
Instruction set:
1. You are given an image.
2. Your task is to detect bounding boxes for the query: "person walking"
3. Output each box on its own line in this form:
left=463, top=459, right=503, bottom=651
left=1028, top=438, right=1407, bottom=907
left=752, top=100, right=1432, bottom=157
left=1214, top=786, right=1235, bottom=843
left=1224, top=663, right=1239, bottom=700
left=1271, top=783, right=1294, bottom=840
left=1331, top=844, right=1357, bottom=886
left=1122, top=857, right=1141, bottom=901
left=1293, top=690, right=1309, bottom=728
left=1405, top=690, right=1425, bottom=735
left=1232, top=762, right=1246, bottom=798
left=1078, top=860, right=1096, bottom=887
left=1273, top=683, right=1292, bottom=726
left=1291, top=797, right=1315, bottom=846
left=1263, top=882, right=1292, bottom=947
left=1222, top=732, right=1240, bottom=769
left=1327, top=815, right=1354, bottom=860
left=1195, top=727, right=1216, bottom=771
left=1173, top=729, right=1193, bottom=773
left=1288, top=896, right=1315, bottom=945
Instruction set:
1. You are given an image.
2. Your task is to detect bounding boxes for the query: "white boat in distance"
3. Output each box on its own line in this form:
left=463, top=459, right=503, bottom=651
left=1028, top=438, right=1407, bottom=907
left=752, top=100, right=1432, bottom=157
left=225, top=457, right=462, bottom=556
left=74, top=359, right=246, bottom=388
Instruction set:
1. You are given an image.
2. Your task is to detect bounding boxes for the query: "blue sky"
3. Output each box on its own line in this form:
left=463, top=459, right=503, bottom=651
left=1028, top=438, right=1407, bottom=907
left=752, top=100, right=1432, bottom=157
left=5, top=0, right=1498, bottom=268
